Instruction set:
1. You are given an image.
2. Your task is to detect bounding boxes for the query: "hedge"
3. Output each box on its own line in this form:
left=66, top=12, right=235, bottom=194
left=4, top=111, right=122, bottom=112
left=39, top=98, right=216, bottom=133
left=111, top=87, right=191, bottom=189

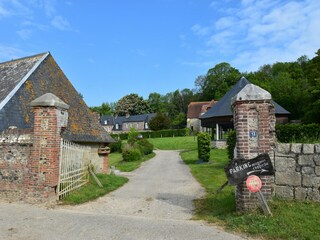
left=111, top=128, right=189, bottom=140
left=197, top=132, right=211, bottom=162
left=276, top=123, right=320, bottom=143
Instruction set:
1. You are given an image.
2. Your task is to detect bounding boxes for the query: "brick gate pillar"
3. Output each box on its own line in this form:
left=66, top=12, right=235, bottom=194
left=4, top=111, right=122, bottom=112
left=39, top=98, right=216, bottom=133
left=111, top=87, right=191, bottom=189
left=25, top=93, right=69, bottom=204
left=231, top=84, right=276, bottom=211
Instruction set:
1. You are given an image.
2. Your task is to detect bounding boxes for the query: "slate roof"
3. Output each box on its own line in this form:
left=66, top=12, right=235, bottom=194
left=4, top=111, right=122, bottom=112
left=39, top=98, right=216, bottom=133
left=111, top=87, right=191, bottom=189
left=0, top=52, right=114, bottom=143
left=100, top=113, right=155, bottom=131
left=187, top=100, right=217, bottom=118
left=200, top=77, right=290, bottom=120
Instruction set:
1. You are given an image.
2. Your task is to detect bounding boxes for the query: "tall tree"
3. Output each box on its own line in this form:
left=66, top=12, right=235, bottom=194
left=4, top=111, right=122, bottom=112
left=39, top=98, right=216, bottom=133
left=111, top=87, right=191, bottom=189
left=114, top=93, right=151, bottom=116
left=195, top=62, right=241, bottom=101
left=90, top=102, right=114, bottom=115
left=304, top=49, right=320, bottom=123
left=147, top=92, right=168, bottom=113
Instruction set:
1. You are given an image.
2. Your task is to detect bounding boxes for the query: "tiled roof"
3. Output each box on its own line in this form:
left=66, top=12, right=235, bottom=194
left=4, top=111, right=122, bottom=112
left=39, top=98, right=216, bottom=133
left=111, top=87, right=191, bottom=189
left=0, top=52, right=114, bottom=143
left=187, top=100, right=216, bottom=118
left=200, top=77, right=290, bottom=119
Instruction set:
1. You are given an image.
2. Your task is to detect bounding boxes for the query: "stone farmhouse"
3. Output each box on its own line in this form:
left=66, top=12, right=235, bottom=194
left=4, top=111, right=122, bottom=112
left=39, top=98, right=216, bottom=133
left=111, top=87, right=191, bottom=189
left=186, top=100, right=217, bottom=133
left=100, top=113, right=155, bottom=133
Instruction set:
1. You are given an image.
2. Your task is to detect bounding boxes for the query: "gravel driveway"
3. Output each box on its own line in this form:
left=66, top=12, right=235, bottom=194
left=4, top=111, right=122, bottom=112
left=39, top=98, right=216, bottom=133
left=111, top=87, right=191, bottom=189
left=0, top=150, right=245, bottom=240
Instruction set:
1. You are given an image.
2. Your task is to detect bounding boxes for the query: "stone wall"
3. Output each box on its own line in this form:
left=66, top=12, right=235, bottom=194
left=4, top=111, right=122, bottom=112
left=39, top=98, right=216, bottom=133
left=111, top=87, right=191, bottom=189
left=274, top=143, right=320, bottom=201
left=0, top=130, right=33, bottom=201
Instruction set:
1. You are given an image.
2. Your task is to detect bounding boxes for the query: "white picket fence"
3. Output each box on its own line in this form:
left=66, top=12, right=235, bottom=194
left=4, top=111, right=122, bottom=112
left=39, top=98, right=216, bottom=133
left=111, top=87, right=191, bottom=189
left=57, top=139, right=91, bottom=199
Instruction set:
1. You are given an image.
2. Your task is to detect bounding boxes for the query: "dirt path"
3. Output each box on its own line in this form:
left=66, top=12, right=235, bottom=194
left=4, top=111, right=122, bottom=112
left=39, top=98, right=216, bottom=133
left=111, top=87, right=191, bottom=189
left=0, top=150, right=245, bottom=240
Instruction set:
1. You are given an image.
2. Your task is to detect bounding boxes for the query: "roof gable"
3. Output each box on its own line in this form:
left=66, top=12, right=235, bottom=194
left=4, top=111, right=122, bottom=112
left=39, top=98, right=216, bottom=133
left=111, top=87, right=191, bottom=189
left=200, top=77, right=290, bottom=119
left=0, top=52, right=114, bottom=143
left=0, top=52, right=49, bottom=110
left=187, top=101, right=216, bottom=118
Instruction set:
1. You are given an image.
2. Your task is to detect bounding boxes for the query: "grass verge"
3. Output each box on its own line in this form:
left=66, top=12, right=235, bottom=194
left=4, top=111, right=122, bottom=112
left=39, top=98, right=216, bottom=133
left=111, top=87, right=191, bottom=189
left=148, top=136, right=197, bottom=150
left=180, top=147, right=320, bottom=240
left=109, top=152, right=156, bottom=172
left=61, top=173, right=128, bottom=205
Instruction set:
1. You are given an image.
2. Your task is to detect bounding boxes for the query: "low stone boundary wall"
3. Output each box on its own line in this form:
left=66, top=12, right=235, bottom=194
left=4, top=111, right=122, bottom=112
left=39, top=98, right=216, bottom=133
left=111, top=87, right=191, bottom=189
left=274, top=143, right=320, bottom=201
left=0, top=130, right=33, bottom=202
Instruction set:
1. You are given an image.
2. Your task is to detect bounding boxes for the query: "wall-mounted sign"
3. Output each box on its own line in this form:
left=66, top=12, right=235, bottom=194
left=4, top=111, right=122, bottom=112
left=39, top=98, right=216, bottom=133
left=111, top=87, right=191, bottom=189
left=249, top=130, right=257, bottom=138
left=224, top=153, right=274, bottom=185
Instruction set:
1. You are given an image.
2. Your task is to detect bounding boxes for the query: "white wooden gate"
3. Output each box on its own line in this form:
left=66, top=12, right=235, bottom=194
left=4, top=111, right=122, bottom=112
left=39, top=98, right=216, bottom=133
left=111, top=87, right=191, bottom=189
left=58, top=139, right=91, bottom=199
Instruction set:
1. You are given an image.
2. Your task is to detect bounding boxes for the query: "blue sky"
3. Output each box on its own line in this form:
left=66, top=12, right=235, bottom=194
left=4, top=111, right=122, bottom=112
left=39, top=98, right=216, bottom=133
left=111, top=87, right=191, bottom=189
left=0, top=0, right=319, bottom=106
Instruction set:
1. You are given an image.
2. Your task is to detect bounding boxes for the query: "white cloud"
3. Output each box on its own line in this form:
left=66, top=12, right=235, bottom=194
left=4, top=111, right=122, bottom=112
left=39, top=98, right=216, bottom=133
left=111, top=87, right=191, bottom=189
left=191, top=24, right=211, bottom=36
left=131, top=49, right=147, bottom=57
left=16, top=29, right=32, bottom=39
left=0, top=45, right=27, bottom=61
left=195, top=0, right=320, bottom=71
left=51, top=15, right=70, bottom=30
left=0, top=5, right=10, bottom=17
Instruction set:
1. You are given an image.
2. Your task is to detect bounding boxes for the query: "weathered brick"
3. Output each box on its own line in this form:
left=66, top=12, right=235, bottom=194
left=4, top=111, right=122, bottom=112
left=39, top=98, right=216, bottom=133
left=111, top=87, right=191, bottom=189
left=302, top=166, right=315, bottom=175
left=315, top=166, right=320, bottom=176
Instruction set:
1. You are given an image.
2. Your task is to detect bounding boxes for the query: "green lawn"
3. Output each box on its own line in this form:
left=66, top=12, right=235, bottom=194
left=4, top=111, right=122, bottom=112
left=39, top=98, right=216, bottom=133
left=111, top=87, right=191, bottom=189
left=148, top=136, right=198, bottom=150
left=109, top=152, right=155, bottom=172
left=61, top=173, right=128, bottom=205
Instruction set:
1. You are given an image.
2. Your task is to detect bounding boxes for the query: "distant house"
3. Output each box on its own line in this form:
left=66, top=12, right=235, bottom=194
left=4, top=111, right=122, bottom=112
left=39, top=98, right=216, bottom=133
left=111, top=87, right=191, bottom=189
left=187, top=100, right=217, bottom=132
left=100, top=113, right=155, bottom=133
left=0, top=52, right=114, bottom=172
left=200, top=77, right=290, bottom=141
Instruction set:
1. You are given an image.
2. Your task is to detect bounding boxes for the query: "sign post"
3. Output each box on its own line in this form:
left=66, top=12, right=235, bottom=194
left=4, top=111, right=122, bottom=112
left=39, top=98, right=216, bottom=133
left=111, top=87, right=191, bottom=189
left=246, top=175, right=272, bottom=216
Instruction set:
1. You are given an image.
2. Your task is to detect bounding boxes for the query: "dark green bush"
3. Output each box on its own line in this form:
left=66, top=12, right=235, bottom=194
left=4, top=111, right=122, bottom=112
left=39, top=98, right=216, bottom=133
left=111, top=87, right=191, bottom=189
left=111, top=133, right=129, bottom=141
left=136, top=138, right=154, bottom=155
left=276, top=123, right=320, bottom=143
left=226, top=129, right=236, bottom=160
left=112, top=129, right=189, bottom=140
left=109, top=140, right=122, bottom=153
left=197, top=132, right=211, bottom=162
left=122, top=147, right=142, bottom=162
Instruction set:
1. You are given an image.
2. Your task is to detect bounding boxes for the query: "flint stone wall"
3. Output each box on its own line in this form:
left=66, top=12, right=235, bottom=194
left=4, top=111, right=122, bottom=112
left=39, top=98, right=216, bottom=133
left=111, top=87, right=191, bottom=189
left=0, top=130, right=33, bottom=201
left=274, top=143, right=320, bottom=201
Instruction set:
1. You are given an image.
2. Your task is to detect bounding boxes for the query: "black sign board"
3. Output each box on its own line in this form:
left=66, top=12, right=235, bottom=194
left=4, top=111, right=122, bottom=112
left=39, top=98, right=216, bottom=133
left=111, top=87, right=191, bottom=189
left=224, top=153, right=274, bottom=185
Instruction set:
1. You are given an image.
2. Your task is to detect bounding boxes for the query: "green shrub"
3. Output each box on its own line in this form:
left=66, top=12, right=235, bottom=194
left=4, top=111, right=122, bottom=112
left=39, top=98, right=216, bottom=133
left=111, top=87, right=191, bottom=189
left=197, top=132, right=211, bottom=162
left=226, top=129, right=236, bottom=160
left=111, top=133, right=129, bottom=141
left=127, top=128, right=140, bottom=145
left=136, top=138, right=154, bottom=155
left=122, top=147, right=142, bottom=162
left=110, top=140, right=122, bottom=153
left=276, top=123, right=320, bottom=143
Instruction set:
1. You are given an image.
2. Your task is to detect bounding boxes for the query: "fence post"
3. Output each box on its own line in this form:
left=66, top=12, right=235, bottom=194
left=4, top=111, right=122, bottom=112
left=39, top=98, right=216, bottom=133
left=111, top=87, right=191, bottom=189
left=25, top=93, right=69, bottom=204
left=231, top=84, right=275, bottom=212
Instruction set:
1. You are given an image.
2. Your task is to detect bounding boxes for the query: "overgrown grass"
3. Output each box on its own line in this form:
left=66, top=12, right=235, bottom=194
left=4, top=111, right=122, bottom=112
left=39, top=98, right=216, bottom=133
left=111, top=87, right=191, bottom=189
left=148, top=136, right=197, bottom=150
left=109, top=152, right=156, bottom=172
left=61, top=173, right=128, bottom=205
left=180, top=147, right=320, bottom=239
